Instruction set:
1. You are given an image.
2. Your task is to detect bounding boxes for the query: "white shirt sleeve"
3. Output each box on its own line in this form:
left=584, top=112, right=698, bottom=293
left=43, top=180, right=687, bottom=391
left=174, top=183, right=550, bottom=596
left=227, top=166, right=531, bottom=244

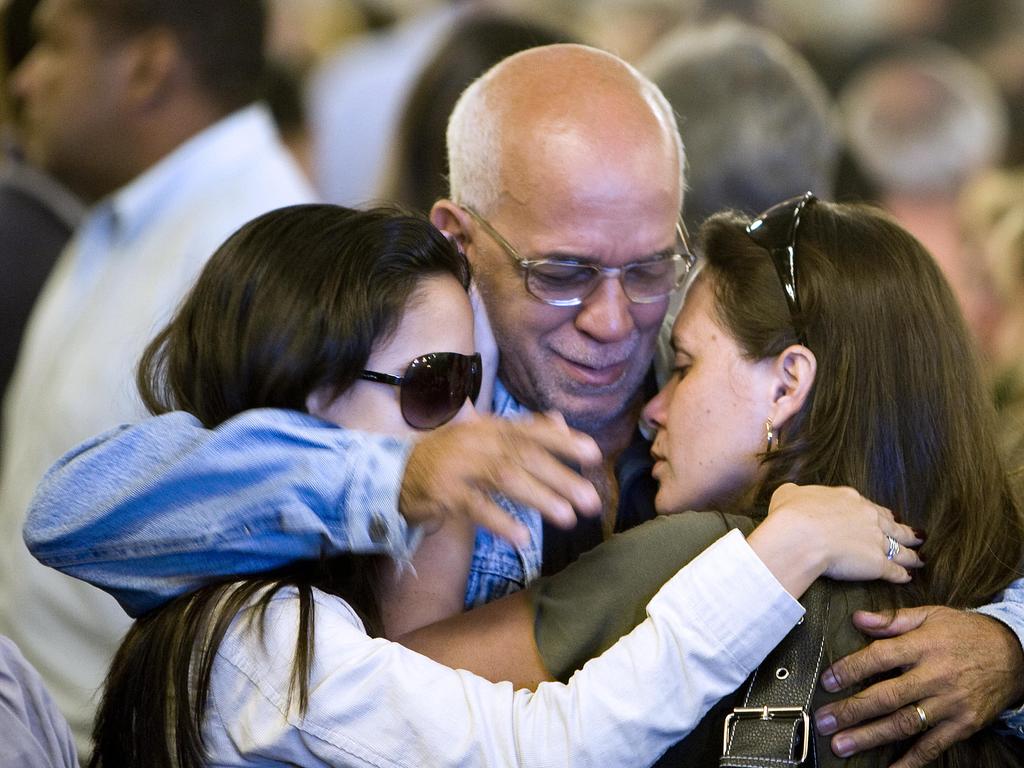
left=209, top=529, right=803, bottom=767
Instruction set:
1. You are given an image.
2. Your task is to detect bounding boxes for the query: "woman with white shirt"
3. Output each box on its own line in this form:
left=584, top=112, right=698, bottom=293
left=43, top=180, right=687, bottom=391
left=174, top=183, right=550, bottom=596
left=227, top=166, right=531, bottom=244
left=86, top=204, right=917, bottom=768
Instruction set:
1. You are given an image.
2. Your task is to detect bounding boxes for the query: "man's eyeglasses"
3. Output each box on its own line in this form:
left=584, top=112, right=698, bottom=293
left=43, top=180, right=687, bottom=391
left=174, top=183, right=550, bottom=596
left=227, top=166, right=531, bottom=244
left=745, top=191, right=816, bottom=346
left=360, top=352, right=482, bottom=429
left=462, top=206, right=696, bottom=307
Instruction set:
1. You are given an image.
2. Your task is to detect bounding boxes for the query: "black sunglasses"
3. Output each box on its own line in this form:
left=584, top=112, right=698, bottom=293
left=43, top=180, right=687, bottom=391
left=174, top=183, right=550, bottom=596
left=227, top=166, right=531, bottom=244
left=359, top=352, right=482, bottom=429
left=745, top=191, right=816, bottom=346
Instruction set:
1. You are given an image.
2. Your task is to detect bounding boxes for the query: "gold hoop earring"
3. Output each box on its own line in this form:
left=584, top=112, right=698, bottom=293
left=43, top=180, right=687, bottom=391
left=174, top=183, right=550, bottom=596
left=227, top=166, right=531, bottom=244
left=765, top=418, right=775, bottom=452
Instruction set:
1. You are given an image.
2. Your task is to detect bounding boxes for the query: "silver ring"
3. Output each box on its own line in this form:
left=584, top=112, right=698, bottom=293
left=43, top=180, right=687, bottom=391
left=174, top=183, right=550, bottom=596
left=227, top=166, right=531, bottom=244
left=914, top=703, right=929, bottom=731
left=885, top=535, right=901, bottom=561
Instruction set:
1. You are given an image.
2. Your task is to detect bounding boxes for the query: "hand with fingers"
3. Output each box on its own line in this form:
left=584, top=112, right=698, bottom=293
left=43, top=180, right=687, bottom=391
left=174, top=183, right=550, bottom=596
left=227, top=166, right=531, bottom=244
left=399, top=411, right=603, bottom=546
left=747, top=484, right=924, bottom=599
left=813, top=606, right=1024, bottom=767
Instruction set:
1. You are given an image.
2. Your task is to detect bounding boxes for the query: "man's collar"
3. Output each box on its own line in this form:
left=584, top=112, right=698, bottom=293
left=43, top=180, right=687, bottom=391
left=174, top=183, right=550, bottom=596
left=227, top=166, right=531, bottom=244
left=491, top=378, right=532, bottom=420
left=101, top=103, right=278, bottom=245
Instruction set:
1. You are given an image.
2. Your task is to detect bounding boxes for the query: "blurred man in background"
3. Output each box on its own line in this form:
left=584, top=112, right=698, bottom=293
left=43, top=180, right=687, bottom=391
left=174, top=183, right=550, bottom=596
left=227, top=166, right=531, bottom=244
left=0, top=0, right=314, bottom=753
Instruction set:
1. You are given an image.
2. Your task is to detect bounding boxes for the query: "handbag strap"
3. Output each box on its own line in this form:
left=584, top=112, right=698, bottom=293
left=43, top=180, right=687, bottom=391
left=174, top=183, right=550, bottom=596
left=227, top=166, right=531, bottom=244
left=720, top=579, right=832, bottom=767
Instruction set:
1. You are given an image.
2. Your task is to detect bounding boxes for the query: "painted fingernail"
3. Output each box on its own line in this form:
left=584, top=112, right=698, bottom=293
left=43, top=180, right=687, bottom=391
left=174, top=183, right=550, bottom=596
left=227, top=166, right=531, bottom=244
left=821, top=669, right=839, bottom=691
left=913, top=528, right=927, bottom=541
left=815, top=712, right=837, bottom=734
left=834, top=736, right=855, bottom=757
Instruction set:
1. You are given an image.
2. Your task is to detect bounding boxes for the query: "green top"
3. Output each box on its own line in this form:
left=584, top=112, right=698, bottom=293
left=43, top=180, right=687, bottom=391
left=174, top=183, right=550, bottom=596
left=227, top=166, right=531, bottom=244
left=525, top=511, right=892, bottom=767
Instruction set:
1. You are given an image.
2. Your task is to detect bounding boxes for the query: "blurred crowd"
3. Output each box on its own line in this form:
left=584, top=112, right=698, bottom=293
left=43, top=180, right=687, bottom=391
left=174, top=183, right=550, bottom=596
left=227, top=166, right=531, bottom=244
left=4, top=0, right=1024, bottom=454
left=275, top=0, right=1024, bottom=469
left=2, top=0, right=1024, bottom=762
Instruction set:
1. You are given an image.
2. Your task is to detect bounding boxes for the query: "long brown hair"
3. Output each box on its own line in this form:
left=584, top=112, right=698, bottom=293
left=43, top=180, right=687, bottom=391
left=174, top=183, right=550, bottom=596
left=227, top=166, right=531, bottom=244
left=699, top=201, right=1024, bottom=766
left=90, top=205, right=471, bottom=768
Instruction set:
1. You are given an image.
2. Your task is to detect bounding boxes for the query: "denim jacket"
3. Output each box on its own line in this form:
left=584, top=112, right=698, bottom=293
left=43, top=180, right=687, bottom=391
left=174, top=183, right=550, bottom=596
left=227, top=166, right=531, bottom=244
left=24, top=409, right=420, bottom=617
left=462, top=381, right=544, bottom=607
left=24, top=389, right=543, bottom=617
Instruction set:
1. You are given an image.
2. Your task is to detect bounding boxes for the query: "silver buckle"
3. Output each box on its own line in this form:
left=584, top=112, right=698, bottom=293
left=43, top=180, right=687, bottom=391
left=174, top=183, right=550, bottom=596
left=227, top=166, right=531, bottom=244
left=722, top=706, right=811, bottom=764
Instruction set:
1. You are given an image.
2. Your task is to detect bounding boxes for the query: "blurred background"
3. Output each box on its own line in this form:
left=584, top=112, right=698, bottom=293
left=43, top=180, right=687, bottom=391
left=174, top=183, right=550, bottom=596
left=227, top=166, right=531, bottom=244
left=254, top=0, right=1024, bottom=456
left=4, top=0, right=1024, bottom=461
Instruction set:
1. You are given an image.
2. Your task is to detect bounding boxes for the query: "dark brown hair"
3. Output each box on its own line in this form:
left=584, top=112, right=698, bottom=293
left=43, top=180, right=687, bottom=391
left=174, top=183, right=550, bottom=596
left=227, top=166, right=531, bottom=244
left=699, top=201, right=1024, bottom=766
left=91, top=205, right=471, bottom=768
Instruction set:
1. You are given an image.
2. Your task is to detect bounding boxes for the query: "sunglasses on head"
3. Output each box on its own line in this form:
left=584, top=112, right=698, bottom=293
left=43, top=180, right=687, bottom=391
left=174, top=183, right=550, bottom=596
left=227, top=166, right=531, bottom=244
left=359, top=352, right=482, bottom=429
left=745, top=191, right=816, bottom=346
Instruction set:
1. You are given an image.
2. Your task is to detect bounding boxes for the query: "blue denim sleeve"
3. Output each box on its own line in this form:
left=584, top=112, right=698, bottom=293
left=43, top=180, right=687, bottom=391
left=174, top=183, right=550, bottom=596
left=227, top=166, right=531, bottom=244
left=23, top=408, right=417, bottom=618
left=975, top=577, right=1024, bottom=737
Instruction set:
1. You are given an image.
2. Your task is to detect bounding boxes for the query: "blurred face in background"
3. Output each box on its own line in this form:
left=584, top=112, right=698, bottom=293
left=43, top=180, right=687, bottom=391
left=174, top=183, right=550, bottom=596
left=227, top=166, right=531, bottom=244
left=12, top=0, right=131, bottom=199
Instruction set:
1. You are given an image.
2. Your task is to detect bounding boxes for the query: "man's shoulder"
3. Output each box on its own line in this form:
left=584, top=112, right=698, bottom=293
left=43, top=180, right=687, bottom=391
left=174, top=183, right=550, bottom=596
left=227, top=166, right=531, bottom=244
left=116, top=104, right=315, bottom=244
left=122, top=138, right=314, bottom=272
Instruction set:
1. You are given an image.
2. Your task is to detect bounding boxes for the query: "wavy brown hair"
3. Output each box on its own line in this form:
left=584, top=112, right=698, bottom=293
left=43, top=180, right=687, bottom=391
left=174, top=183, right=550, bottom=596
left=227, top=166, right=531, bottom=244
left=699, top=201, right=1023, bottom=766
left=91, top=205, right=471, bottom=768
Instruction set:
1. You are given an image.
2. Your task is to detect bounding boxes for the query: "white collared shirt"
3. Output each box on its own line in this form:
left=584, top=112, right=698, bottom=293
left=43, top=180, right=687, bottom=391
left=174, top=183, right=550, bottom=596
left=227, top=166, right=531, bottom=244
left=0, top=103, right=315, bottom=754
left=204, top=530, right=802, bottom=767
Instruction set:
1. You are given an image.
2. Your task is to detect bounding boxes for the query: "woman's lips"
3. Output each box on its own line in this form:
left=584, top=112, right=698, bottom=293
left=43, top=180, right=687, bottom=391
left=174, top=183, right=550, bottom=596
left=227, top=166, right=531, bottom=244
left=650, top=444, right=666, bottom=478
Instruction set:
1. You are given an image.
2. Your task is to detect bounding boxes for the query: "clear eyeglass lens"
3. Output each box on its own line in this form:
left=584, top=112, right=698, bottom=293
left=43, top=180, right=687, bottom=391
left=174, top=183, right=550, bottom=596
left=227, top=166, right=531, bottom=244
left=526, top=257, right=684, bottom=304
left=623, top=258, right=682, bottom=298
left=527, top=262, right=597, bottom=301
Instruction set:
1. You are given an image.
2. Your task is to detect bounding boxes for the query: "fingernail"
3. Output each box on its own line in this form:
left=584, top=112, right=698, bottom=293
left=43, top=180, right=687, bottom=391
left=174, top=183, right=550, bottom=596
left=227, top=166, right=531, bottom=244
left=821, top=669, right=839, bottom=691
left=913, top=527, right=927, bottom=541
left=856, top=611, right=885, bottom=627
left=834, top=735, right=855, bottom=757
left=815, top=712, right=837, bottom=734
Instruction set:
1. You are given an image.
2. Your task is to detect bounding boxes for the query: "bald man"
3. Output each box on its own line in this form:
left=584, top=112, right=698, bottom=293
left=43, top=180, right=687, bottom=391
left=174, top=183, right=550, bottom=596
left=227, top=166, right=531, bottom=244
left=25, top=45, right=1024, bottom=767
left=430, top=44, right=686, bottom=570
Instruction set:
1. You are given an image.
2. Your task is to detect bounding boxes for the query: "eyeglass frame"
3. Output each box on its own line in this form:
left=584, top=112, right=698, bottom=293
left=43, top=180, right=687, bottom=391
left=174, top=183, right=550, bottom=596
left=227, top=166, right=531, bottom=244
left=744, top=191, right=816, bottom=346
left=359, top=351, right=482, bottom=429
left=461, top=205, right=697, bottom=307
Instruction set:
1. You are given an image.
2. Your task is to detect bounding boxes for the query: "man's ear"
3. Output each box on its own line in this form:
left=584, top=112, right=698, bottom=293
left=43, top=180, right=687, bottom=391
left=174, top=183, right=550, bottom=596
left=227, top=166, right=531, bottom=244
left=122, top=28, right=181, bottom=110
left=767, top=344, right=817, bottom=429
left=430, top=200, right=473, bottom=253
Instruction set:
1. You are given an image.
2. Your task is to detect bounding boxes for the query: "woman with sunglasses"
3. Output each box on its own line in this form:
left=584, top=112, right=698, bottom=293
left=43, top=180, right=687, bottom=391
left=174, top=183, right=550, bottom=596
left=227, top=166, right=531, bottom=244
left=85, top=203, right=918, bottom=768
left=423, top=194, right=1023, bottom=767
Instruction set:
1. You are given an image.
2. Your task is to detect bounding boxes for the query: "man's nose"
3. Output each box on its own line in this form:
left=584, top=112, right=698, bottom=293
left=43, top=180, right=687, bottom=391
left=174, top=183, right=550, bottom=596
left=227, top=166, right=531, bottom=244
left=573, top=275, right=635, bottom=343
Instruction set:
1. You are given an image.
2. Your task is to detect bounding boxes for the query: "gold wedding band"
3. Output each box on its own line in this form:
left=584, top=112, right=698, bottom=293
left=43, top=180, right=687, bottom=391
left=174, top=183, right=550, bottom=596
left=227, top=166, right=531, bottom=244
left=914, top=704, right=929, bottom=732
